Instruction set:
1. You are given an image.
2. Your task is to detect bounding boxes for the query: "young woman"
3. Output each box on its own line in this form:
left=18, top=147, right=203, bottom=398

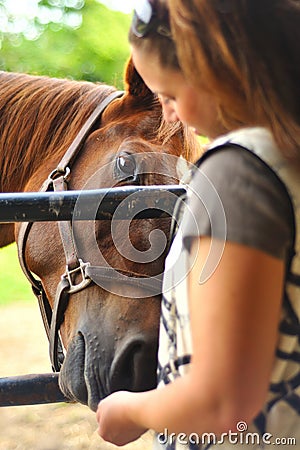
left=96, top=1, right=300, bottom=448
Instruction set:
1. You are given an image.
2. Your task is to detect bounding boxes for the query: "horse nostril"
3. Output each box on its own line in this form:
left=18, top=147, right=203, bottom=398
left=111, top=342, right=141, bottom=390
left=110, top=336, right=158, bottom=393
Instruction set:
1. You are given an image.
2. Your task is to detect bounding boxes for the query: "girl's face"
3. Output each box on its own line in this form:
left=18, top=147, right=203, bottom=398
left=131, top=47, right=225, bottom=139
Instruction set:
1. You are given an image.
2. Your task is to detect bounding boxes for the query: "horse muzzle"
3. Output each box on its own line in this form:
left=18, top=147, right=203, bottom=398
left=58, top=316, right=159, bottom=412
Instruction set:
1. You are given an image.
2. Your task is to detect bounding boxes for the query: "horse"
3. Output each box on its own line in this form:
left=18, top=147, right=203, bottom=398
left=0, top=59, right=199, bottom=411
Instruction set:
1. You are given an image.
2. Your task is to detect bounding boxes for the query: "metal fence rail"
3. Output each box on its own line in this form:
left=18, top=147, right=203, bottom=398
left=0, top=185, right=186, bottom=223
left=0, top=184, right=186, bottom=406
left=0, top=374, right=68, bottom=406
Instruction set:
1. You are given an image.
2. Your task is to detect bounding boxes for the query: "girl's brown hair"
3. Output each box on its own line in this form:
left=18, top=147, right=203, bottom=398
left=169, top=0, right=300, bottom=159
left=128, top=1, right=201, bottom=161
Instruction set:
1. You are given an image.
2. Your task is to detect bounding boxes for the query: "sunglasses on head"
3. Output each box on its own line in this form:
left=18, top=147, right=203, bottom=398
left=131, top=0, right=171, bottom=38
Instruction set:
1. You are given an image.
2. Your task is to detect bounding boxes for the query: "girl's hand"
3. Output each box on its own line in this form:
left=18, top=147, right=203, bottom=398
left=96, top=391, right=148, bottom=446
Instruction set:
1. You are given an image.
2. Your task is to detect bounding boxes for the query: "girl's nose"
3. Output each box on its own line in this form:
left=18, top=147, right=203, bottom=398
left=162, top=102, right=179, bottom=123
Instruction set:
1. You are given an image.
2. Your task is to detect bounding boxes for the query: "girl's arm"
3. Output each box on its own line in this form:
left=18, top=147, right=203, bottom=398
left=97, top=236, right=284, bottom=446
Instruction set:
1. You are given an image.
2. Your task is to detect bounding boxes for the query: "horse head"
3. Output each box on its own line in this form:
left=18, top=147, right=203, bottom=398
left=2, top=59, right=200, bottom=411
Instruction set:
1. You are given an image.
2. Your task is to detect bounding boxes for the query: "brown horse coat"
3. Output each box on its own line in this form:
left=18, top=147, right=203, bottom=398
left=0, top=60, right=199, bottom=410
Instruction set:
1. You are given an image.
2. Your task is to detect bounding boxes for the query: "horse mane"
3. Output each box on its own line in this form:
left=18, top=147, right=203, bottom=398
left=0, top=71, right=200, bottom=193
left=0, top=71, right=116, bottom=192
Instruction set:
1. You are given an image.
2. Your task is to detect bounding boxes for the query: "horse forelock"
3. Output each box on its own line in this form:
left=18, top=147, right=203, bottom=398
left=0, top=71, right=116, bottom=192
left=104, top=94, right=200, bottom=162
left=157, top=120, right=200, bottom=161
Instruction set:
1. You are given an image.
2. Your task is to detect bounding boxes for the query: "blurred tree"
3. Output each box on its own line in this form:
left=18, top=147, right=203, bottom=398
left=0, top=0, right=131, bottom=87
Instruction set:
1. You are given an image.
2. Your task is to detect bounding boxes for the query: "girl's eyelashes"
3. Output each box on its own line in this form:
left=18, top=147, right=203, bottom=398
left=158, top=94, right=175, bottom=105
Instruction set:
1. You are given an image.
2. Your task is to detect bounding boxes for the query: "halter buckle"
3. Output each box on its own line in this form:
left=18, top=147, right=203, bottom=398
left=48, top=166, right=71, bottom=182
left=62, top=259, right=92, bottom=294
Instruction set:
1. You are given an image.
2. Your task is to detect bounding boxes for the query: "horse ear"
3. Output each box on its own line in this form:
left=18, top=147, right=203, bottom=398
left=124, top=57, right=154, bottom=100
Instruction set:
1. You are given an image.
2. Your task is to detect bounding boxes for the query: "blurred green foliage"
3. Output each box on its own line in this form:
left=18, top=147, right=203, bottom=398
left=0, top=244, right=34, bottom=305
left=0, top=0, right=131, bottom=88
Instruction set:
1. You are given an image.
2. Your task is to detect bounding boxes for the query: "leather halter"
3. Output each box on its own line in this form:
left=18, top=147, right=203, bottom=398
left=17, top=90, right=127, bottom=371
left=17, top=90, right=165, bottom=372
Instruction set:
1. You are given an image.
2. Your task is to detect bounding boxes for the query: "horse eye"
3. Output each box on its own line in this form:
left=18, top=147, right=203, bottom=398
left=115, top=152, right=137, bottom=181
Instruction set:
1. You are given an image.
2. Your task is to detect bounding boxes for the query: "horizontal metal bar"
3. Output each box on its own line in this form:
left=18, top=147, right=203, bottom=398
left=0, top=373, right=69, bottom=406
left=0, top=185, right=186, bottom=223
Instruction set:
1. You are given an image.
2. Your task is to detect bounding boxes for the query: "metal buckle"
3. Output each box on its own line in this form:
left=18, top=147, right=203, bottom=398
left=62, top=259, right=92, bottom=294
left=48, top=166, right=71, bottom=182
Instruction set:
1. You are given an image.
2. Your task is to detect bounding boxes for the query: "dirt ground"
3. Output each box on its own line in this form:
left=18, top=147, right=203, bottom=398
left=0, top=303, right=153, bottom=450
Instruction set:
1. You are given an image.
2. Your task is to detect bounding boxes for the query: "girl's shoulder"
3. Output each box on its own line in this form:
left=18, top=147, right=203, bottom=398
left=184, top=127, right=296, bottom=261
